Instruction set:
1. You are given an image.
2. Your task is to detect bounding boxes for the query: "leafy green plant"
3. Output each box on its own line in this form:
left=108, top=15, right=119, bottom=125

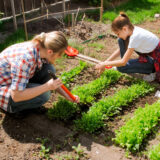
left=47, top=97, right=78, bottom=121
left=68, top=40, right=84, bottom=53
left=72, top=69, right=122, bottom=104
left=88, top=42, right=104, bottom=52
left=103, top=0, right=160, bottom=24
left=60, top=61, right=87, bottom=87
left=148, top=143, right=160, bottom=160
left=36, top=138, right=51, bottom=160
left=72, top=143, right=84, bottom=156
left=75, top=81, right=154, bottom=133
left=0, top=28, right=31, bottom=52
left=114, top=101, right=160, bottom=152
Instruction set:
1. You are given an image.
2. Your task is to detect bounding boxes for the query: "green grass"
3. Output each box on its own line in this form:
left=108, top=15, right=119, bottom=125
left=68, top=40, right=85, bottom=53
left=88, top=42, right=104, bottom=52
left=149, top=143, right=160, bottom=160
left=0, top=28, right=30, bottom=52
left=103, top=0, right=160, bottom=24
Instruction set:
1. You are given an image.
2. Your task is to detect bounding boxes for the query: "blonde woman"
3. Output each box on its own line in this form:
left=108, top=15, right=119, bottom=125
left=0, top=31, right=79, bottom=117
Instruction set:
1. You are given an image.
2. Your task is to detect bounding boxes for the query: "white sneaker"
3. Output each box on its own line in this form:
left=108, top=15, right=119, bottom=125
left=143, top=73, right=156, bottom=82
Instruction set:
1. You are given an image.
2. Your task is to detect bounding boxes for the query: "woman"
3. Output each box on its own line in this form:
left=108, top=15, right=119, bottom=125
left=0, top=31, right=79, bottom=115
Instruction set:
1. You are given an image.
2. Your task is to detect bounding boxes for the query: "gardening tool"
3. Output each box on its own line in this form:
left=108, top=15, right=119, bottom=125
left=81, top=34, right=106, bottom=44
left=81, top=33, right=117, bottom=44
left=65, top=46, right=112, bottom=69
left=48, top=70, right=76, bottom=102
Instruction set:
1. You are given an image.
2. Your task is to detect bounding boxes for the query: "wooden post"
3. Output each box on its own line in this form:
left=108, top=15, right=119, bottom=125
left=3, top=0, right=8, bottom=17
left=72, top=13, right=74, bottom=28
left=100, top=0, right=103, bottom=22
left=10, top=0, right=17, bottom=30
left=62, top=0, right=66, bottom=18
left=21, top=0, right=28, bottom=40
left=41, top=0, right=45, bottom=15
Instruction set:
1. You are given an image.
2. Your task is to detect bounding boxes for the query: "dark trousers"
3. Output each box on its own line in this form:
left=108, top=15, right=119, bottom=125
left=8, top=64, right=55, bottom=113
left=117, top=38, right=155, bottom=74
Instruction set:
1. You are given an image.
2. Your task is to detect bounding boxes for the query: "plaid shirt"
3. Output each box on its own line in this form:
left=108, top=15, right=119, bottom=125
left=0, top=41, right=43, bottom=111
left=138, top=40, right=160, bottom=82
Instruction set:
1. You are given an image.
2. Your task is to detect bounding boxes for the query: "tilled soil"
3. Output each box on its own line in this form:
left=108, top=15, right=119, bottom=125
left=1, top=15, right=160, bottom=160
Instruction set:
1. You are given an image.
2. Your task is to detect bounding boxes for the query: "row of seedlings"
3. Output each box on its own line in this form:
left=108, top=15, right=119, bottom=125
left=75, top=81, right=155, bottom=133
left=72, top=69, right=122, bottom=104
left=48, top=69, right=122, bottom=121
left=47, top=61, right=87, bottom=120
left=60, top=61, right=87, bottom=87
left=148, top=143, right=160, bottom=160
left=114, top=101, right=160, bottom=153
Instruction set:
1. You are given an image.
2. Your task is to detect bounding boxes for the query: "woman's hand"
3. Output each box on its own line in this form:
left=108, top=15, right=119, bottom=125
left=73, top=95, right=80, bottom=103
left=95, top=62, right=106, bottom=74
left=46, top=78, right=62, bottom=90
left=66, top=95, right=80, bottom=103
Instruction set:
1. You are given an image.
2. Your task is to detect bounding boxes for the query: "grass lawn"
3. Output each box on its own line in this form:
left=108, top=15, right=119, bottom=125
left=103, top=0, right=160, bottom=24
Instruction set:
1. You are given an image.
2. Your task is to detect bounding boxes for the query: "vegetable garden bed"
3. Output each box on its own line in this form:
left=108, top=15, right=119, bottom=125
left=1, top=19, right=160, bottom=159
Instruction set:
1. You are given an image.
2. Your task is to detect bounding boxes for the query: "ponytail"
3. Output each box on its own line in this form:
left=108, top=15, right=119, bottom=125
left=111, top=12, right=134, bottom=32
left=32, top=31, right=68, bottom=53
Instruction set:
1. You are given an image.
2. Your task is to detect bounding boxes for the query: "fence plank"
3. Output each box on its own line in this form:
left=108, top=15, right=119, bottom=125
left=0, top=0, right=70, bottom=21
left=10, top=0, right=17, bottom=30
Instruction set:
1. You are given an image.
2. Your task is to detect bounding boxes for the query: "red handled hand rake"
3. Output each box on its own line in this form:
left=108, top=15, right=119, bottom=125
left=65, top=46, right=112, bottom=69
left=48, top=70, right=76, bottom=102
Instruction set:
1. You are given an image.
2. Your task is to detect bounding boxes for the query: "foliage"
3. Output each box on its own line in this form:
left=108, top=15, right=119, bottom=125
left=36, top=138, right=51, bottom=160
left=0, top=20, right=4, bottom=31
left=68, top=40, right=85, bottom=54
left=55, top=143, right=86, bottom=160
left=103, top=0, right=160, bottom=24
left=47, top=97, right=78, bottom=121
left=114, top=101, right=160, bottom=152
left=75, top=81, right=154, bottom=133
left=88, top=0, right=113, bottom=7
left=72, top=143, right=85, bottom=157
left=60, top=61, right=87, bottom=87
left=148, top=143, right=160, bottom=160
left=72, top=69, right=122, bottom=104
left=88, top=42, right=104, bottom=52
left=0, top=28, right=30, bottom=52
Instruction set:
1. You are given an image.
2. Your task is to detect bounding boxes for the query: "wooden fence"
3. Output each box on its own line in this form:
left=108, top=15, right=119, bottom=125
left=0, top=0, right=103, bottom=39
left=0, top=0, right=63, bottom=17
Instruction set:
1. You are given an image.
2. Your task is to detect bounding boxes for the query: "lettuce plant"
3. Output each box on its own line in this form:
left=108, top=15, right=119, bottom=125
left=47, top=97, right=78, bottom=121
left=75, top=81, right=154, bottom=133
left=149, top=143, right=160, bottom=160
left=72, top=70, right=122, bottom=104
left=114, top=101, right=160, bottom=152
left=60, top=61, right=87, bottom=87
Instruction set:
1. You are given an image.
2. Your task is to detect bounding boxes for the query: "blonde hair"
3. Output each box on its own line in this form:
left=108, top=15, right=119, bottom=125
left=111, top=12, right=134, bottom=32
left=32, top=31, right=68, bottom=54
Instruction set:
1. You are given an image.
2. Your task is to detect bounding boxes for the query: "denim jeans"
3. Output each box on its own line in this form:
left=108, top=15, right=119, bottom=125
left=8, top=63, right=56, bottom=113
left=117, top=38, right=155, bottom=74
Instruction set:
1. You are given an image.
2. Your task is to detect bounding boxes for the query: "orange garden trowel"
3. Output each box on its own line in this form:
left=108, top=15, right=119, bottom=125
left=48, top=70, right=76, bottom=102
left=65, top=46, right=112, bottom=69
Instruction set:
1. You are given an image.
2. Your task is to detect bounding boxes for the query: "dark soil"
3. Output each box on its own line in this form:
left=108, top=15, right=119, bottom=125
left=1, top=5, right=160, bottom=160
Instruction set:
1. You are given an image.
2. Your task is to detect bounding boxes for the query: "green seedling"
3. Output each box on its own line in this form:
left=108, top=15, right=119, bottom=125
left=72, top=143, right=84, bottom=157
left=88, top=42, right=104, bottom=52
left=36, top=138, right=51, bottom=160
